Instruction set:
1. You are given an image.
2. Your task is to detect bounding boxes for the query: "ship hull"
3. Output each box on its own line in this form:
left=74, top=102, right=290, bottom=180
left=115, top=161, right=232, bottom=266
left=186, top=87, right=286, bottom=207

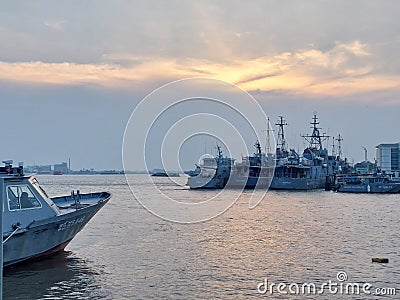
left=188, top=173, right=273, bottom=190
left=269, top=177, right=326, bottom=190
left=336, top=183, right=400, bottom=193
left=187, top=175, right=227, bottom=189
left=227, top=175, right=272, bottom=189
left=3, top=193, right=110, bottom=267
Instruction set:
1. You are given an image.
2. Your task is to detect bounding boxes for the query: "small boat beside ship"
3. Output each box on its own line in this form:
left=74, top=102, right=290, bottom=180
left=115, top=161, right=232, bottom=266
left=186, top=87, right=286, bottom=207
left=334, top=173, right=400, bottom=193
left=1, top=160, right=111, bottom=267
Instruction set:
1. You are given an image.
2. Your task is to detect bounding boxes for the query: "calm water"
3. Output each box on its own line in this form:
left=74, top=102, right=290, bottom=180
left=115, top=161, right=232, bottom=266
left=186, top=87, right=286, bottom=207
left=4, top=175, right=399, bottom=299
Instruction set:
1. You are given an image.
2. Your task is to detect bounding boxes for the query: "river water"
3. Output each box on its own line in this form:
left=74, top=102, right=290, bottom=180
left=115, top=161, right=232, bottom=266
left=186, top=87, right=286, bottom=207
left=4, top=175, right=399, bottom=299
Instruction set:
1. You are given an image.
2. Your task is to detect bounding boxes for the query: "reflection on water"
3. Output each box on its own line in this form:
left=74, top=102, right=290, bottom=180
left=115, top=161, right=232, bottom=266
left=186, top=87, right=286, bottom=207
left=3, top=175, right=399, bottom=299
left=4, top=251, right=109, bottom=299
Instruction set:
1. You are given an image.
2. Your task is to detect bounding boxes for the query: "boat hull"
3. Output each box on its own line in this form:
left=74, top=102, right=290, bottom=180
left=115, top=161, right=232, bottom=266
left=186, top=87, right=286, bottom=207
left=3, top=192, right=110, bottom=267
left=336, top=183, right=400, bottom=193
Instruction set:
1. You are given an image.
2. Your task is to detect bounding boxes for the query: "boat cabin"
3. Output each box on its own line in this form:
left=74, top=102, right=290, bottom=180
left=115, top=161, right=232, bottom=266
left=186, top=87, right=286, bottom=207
left=1, top=161, right=59, bottom=235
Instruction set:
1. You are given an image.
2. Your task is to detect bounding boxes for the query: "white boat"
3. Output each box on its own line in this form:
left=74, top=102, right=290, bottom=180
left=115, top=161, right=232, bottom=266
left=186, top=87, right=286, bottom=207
left=1, top=161, right=111, bottom=267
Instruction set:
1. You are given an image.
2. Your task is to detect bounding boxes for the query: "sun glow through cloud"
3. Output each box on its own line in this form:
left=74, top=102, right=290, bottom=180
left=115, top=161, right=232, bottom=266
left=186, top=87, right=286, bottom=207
left=0, top=41, right=399, bottom=96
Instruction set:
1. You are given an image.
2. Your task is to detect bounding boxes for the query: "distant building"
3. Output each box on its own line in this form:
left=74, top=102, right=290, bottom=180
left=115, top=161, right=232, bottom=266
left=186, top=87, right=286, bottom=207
left=38, top=165, right=52, bottom=174
left=376, top=143, right=400, bottom=172
left=25, top=165, right=52, bottom=174
left=53, top=162, right=69, bottom=174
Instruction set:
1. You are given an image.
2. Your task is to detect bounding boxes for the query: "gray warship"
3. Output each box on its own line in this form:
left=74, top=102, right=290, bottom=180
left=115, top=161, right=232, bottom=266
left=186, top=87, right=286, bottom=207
left=187, top=142, right=274, bottom=189
left=270, top=115, right=335, bottom=190
left=1, top=161, right=111, bottom=266
left=228, top=141, right=275, bottom=189
left=187, top=146, right=235, bottom=189
left=187, top=114, right=349, bottom=191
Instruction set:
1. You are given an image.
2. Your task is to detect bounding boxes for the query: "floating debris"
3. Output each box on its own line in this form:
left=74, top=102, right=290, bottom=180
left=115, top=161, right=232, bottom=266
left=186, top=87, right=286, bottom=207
left=372, top=258, right=389, bottom=263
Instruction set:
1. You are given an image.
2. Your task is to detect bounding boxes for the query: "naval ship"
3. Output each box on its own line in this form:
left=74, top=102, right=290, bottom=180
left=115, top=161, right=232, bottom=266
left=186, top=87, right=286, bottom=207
left=187, top=142, right=274, bottom=190
left=228, top=141, right=275, bottom=189
left=187, top=146, right=235, bottom=189
left=187, top=114, right=348, bottom=191
left=270, top=114, right=335, bottom=190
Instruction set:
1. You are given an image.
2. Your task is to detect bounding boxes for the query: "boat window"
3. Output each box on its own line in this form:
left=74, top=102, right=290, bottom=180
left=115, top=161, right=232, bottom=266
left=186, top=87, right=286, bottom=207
left=7, top=185, right=42, bottom=211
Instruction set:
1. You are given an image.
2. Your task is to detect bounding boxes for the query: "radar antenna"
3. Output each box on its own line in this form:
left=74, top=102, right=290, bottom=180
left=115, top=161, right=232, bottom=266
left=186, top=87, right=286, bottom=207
left=336, top=134, right=343, bottom=158
left=275, top=116, right=287, bottom=153
left=301, top=114, right=329, bottom=150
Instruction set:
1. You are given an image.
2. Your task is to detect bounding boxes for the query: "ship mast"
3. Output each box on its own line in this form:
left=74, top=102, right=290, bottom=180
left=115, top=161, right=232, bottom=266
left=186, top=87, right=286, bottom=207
left=264, top=117, right=274, bottom=154
left=275, top=116, right=287, bottom=153
left=301, top=114, right=329, bottom=150
left=336, top=134, right=343, bottom=158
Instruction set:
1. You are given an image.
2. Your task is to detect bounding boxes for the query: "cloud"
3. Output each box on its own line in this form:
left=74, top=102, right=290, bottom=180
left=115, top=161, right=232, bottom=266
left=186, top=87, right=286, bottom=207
left=0, top=41, right=399, bottom=97
left=43, top=19, right=67, bottom=31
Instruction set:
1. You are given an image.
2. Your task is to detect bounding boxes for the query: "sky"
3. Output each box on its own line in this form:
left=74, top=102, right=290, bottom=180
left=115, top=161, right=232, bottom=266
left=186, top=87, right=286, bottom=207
left=0, top=1, right=399, bottom=170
